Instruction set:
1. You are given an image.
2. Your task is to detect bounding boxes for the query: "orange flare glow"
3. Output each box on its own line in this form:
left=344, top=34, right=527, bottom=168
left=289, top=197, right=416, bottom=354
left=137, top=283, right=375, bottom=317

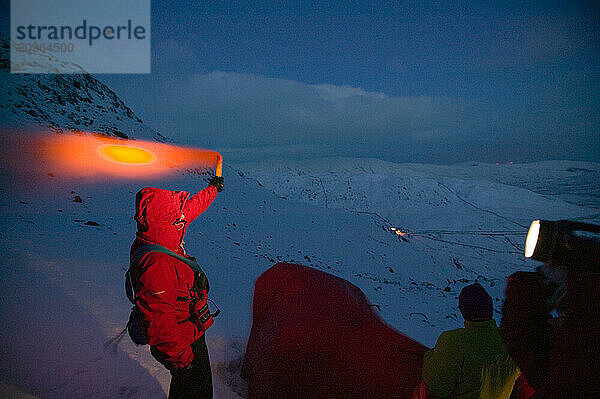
left=23, top=132, right=223, bottom=179
left=98, top=144, right=157, bottom=165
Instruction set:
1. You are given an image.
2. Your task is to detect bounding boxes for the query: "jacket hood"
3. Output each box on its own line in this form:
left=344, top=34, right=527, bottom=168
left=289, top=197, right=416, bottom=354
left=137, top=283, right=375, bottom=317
left=135, top=187, right=192, bottom=253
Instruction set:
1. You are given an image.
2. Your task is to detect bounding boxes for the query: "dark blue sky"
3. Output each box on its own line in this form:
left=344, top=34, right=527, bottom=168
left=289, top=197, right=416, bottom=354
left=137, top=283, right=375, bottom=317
left=3, top=1, right=600, bottom=163
left=147, top=1, right=599, bottom=97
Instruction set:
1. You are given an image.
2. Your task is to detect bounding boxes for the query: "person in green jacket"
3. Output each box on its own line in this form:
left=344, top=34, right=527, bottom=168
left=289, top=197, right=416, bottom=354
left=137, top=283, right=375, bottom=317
left=422, top=283, right=520, bottom=399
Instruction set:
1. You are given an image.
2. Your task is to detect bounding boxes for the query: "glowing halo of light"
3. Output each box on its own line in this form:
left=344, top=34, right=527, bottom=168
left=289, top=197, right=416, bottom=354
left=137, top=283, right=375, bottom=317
left=97, top=144, right=157, bottom=165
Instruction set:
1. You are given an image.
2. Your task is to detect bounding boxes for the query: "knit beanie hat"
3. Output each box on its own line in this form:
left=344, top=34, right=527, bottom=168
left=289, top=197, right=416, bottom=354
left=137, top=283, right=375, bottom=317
left=459, top=283, right=493, bottom=321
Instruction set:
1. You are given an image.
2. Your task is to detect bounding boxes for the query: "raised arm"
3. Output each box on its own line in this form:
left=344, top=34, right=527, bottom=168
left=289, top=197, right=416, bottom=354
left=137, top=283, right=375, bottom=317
left=183, top=185, right=218, bottom=222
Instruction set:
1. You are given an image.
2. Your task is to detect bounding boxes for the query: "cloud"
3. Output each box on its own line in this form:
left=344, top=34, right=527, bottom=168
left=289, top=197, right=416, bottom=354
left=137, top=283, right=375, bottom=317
left=105, top=71, right=598, bottom=164
left=130, top=71, right=485, bottom=144
left=314, top=84, right=387, bottom=101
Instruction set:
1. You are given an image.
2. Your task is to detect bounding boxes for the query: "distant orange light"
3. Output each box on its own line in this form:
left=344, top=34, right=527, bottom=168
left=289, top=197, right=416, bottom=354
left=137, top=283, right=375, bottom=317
left=98, top=144, right=156, bottom=165
left=390, top=227, right=408, bottom=236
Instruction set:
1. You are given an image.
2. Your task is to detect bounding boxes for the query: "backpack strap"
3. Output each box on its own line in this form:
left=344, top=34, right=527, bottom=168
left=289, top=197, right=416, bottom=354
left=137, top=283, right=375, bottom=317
left=125, top=270, right=136, bottom=304
left=126, top=244, right=208, bottom=305
left=130, top=244, right=206, bottom=275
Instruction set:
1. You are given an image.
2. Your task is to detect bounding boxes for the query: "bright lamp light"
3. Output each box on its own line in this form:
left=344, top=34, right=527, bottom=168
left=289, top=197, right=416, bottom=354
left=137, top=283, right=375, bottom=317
left=525, top=220, right=541, bottom=258
left=523, top=219, right=600, bottom=269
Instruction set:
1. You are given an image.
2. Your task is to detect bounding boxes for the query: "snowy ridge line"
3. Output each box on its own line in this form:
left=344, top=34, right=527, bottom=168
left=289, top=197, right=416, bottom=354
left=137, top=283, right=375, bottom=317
left=436, top=181, right=528, bottom=229
left=352, top=210, right=395, bottom=228
left=418, top=235, right=522, bottom=255
left=235, top=157, right=600, bottom=209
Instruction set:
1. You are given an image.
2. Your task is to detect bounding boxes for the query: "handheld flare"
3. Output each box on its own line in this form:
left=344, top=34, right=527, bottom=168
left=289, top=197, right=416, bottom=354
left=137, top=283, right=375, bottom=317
left=216, top=153, right=223, bottom=177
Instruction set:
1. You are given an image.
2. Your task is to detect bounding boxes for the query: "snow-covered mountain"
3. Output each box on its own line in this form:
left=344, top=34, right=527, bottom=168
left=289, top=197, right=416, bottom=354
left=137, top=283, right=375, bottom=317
left=0, top=37, right=165, bottom=142
left=1, top=60, right=599, bottom=398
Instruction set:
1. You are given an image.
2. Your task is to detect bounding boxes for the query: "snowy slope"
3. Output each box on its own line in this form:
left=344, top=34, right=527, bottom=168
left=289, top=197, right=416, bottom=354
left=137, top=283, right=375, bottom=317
left=2, top=155, right=598, bottom=398
left=234, top=157, right=600, bottom=208
left=229, top=158, right=598, bottom=338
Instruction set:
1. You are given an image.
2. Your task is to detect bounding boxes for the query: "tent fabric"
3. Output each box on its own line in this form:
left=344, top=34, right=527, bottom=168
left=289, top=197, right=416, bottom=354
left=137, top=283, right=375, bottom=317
left=241, top=263, right=428, bottom=399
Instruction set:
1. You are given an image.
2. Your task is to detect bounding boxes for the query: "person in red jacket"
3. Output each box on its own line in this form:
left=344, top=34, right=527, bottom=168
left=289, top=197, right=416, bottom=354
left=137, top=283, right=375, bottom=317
left=129, top=176, right=223, bottom=399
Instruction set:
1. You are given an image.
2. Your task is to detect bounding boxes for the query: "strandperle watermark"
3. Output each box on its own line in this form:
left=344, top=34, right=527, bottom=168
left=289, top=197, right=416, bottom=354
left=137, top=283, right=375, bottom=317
left=11, top=0, right=150, bottom=74
left=15, top=20, right=147, bottom=46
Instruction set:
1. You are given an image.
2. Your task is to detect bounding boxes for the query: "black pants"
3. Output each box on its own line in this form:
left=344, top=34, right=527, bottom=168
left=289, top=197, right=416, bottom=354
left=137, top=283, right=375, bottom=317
left=168, top=335, right=213, bottom=399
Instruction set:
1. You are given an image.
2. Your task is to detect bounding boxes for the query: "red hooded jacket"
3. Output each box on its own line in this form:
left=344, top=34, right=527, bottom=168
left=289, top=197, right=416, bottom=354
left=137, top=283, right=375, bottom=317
left=129, top=185, right=217, bottom=371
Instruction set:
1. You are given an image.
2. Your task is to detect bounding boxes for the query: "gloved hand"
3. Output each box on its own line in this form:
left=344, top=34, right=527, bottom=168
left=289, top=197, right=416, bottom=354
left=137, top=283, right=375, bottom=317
left=208, top=176, right=224, bottom=192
